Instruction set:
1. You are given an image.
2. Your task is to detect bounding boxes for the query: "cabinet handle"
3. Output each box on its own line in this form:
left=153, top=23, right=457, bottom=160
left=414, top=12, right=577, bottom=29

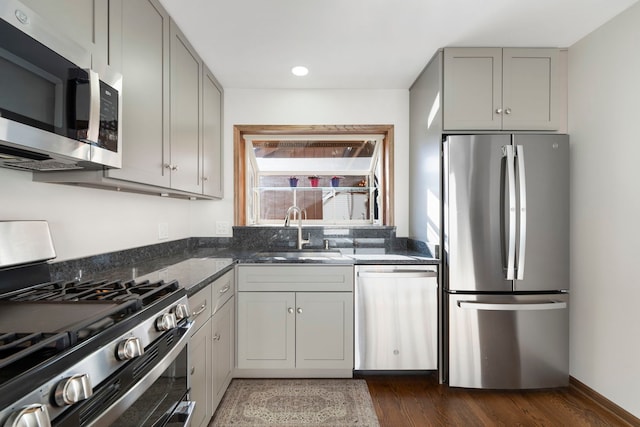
left=218, top=285, right=230, bottom=294
left=296, top=307, right=303, bottom=314
left=190, top=367, right=195, bottom=375
left=202, top=176, right=209, bottom=182
left=191, top=302, right=207, bottom=318
left=213, top=333, right=221, bottom=341
left=288, top=307, right=294, bottom=314
left=164, top=163, right=172, bottom=169
left=171, top=165, right=178, bottom=171
left=504, top=108, right=512, bottom=115
left=164, top=163, right=178, bottom=171
left=495, top=108, right=503, bottom=115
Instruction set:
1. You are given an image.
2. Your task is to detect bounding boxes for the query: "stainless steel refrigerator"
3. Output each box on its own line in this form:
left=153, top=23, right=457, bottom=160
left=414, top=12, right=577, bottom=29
left=442, top=134, right=569, bottom=389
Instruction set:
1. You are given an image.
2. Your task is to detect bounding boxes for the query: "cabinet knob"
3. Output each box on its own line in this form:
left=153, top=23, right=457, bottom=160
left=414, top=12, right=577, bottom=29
left=495, top=108, right=503, bottom=115
left=202, top=176, right=208, bottom=182
left=288, top=307, right=294, bottom=314
left=504, top=108, right=512, bottom=115
left=296, top=307, right=303, bottom=314
left=171, top=165, right=178, bottom=171
left=213, top=333, right=221, bottom=341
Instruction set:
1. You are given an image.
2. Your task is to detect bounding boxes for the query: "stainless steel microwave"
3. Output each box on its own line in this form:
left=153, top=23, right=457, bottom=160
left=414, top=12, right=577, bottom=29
left=0, top=0, right=122, bottom=171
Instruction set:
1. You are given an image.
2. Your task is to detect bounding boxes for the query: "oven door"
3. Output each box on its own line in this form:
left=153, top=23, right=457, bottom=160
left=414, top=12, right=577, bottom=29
left=54, top=322, right=194, bottom=427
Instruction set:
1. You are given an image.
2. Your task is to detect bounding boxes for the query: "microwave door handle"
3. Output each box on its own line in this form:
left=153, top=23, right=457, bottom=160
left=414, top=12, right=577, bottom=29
left=502, top=145, right=516, bottom=280
left=515, top=145, right=527, bottom=280
left=86, top=69, right=100, bottom=143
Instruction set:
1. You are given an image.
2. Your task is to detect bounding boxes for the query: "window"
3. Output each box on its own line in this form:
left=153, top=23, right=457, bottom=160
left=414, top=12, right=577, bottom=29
left=234, top=125, right=394, bottom=226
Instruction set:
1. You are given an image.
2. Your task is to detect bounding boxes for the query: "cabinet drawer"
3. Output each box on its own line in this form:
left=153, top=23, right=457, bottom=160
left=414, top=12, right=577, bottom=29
left=212, top=270, right=234, bottom=314
left=238, top=265, right=353, bottom=292
left=188, top=285, right=212, bottom=333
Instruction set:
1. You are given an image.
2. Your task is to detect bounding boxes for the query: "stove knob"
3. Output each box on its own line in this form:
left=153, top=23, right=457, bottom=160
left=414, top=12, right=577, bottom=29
left=3, top=404, right=51, bottom=427
left=173, top=303, right=189, bottom=320
left=54, top=373, right=93, bottom=406
left=116, top=337, right=143, bottom=361
left=156, top=312, right=177, bottom=331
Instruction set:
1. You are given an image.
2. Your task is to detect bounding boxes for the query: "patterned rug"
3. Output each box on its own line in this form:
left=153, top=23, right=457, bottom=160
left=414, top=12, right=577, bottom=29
left=210, top=379, right=380, bottom=427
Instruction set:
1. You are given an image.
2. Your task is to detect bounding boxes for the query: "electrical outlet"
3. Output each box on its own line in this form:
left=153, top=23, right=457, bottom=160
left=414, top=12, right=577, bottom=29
left=215, top=221, right=230, bottom=235
left=158, top=222, right=169, bottom=240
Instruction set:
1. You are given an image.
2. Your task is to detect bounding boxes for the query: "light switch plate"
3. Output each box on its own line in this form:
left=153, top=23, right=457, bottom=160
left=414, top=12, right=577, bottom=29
left=215, top=221, right=230, bottom=235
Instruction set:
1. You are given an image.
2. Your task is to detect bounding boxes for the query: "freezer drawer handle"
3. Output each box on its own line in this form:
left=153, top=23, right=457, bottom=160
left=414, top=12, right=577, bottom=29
left=358, top=270, right=437, bottom=279
left=458, top=301, right=567, bottom=311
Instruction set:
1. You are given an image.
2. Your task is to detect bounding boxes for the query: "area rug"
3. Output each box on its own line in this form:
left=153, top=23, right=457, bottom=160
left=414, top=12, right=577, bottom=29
left=210, top=379, right=380, bottom=426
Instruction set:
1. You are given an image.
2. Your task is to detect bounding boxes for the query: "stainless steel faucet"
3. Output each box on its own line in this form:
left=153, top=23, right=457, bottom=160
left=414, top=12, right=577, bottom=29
left=284, top=206, right=310, bottom=250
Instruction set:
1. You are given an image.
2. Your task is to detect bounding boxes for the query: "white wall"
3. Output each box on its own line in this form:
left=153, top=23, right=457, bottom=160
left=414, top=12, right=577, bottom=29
left=191, top=89, right=411, bottom=237
left=0, top=167, right=201, bottom=261
left=568, top=1, right=640, bottom=417
left=1, top=89, right=409, bottom=261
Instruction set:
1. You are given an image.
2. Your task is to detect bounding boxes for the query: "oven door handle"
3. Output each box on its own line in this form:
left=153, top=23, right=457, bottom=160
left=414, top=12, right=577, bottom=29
left=165, top=400, right=196, bottom=427
left=86, top=321, right=194, bottom=427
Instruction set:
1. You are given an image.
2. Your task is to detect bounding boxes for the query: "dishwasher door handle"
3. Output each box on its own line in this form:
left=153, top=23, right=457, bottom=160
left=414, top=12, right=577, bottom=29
left=358, top=270, right=437, bottom=279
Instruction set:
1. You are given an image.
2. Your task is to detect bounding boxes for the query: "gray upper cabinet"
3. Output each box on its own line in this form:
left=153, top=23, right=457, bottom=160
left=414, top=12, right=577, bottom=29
left=31, top=0, right=223, bottom=200
left=107, top=0, right=171, bottom=188
left=20, top=0, right=95, bottom=53
left=170, top=21, right=202, bottom=194
left=202, top=68, right=224, bottom=198
left=443, top=47, right=560, bottom=131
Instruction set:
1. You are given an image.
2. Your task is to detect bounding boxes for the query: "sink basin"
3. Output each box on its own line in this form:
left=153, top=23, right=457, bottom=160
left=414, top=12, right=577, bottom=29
left=255, top=249, right=344, bottom=259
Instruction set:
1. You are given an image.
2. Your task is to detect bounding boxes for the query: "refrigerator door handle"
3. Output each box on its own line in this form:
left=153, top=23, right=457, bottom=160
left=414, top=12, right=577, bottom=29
left=502, top=145, right=517, bottom=280
left=458, top=301, right=567, bottom=311
left=515, top=144, right=527, bottom=280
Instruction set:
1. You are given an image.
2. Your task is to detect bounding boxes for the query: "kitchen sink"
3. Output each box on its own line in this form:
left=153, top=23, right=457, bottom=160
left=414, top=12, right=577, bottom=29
left=254, top=249, right=345, bottom=259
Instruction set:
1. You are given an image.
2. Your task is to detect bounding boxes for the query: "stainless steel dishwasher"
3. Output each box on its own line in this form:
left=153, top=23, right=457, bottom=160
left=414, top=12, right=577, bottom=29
left=354, top=264, right=438, bottom=370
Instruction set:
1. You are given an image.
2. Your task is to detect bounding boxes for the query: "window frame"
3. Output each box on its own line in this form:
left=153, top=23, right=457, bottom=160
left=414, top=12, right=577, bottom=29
left=234, top=124, right=394, bottom=226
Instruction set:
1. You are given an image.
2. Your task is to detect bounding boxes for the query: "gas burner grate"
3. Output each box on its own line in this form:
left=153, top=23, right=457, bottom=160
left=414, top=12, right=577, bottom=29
left=1, top=279, right=180, bottom=307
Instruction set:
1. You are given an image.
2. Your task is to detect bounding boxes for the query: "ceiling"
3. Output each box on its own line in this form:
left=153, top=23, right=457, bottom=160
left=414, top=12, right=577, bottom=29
left=159, top=0, right=638, bottom=90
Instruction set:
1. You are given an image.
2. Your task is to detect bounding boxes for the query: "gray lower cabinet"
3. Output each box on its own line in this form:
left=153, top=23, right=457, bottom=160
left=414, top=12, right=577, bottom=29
left=188, top=269, right=235, bottom=427
left=190, top=315, right=212, bottom=427
left=236, top=265, right=354, bottom=378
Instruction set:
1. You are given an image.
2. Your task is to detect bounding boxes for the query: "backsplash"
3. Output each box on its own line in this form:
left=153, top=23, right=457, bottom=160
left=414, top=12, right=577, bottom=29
left=51, top=226, right=431, bottom=281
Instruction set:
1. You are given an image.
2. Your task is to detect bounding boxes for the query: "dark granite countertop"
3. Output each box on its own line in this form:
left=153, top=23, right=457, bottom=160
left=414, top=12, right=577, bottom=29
left=52, top=245, right=438, bottom=298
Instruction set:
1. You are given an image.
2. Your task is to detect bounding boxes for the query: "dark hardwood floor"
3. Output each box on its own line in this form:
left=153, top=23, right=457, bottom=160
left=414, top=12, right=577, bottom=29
left=358, top=373, right=635, bottom=426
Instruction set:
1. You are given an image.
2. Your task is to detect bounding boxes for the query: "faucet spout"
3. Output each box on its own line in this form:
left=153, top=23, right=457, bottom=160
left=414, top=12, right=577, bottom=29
left=284, top=206, right=310, bottom=250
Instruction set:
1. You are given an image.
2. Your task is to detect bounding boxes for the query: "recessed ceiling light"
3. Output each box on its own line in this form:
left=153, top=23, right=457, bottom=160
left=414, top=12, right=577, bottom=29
left=291, top=66, right=309, bottom=77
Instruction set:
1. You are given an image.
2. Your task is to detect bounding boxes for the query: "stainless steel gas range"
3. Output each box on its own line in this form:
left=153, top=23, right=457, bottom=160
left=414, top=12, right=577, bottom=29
left=0, top=221, right=194, bottom=427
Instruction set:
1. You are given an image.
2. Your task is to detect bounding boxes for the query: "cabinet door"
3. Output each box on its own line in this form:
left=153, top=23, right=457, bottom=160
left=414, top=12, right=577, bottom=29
left=211, top=298, right=234, bottom=409
left=295, top=292, right=354, bottom=370
left=170, top=21, right=202, bottom=193
left=443, top=48, right=502, bottom=130
left=20, top=0, right=95, bottom=53
left=502, top=48, right=559, bottom=130
left=190, top=320, right=212, bottom=427
left=237, top=292, right=296, bottom=369
left=107, top=0, right=170, bottom=187
left=202, top=68, right=223, bottom=198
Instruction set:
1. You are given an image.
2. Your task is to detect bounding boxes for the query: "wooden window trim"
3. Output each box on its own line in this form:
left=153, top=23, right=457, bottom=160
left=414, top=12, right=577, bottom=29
left=234, top=124, right=394, bottom=226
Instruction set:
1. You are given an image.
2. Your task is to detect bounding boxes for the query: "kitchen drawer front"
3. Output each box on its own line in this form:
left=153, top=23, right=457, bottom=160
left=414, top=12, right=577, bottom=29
left=212, top=269, right=234, bottom=314
left=188, top=285, right=212, bottom=332
left=238, top=265, right=353, bottom=292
